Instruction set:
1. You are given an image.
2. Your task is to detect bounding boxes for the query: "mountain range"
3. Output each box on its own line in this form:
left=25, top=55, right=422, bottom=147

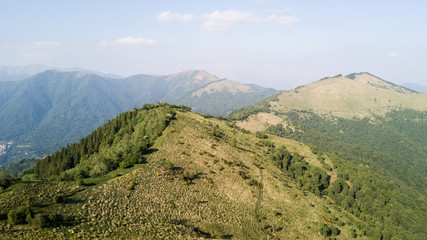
left=0, top=70, right=426, bottom=239
left=0, top=69, right=278, bottom=164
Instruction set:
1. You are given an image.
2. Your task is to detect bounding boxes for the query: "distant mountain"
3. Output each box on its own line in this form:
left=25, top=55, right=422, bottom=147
left=0, top=64, right=121, bottom=81
left=402, top=82, right=427, bottom=93
left=267, top=72, right=424, bottom=119
left=0, top=69, right=278, bottom=163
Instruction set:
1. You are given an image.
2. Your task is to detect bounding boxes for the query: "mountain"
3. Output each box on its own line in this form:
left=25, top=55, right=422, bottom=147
left=230, top=72, right=427, bottom=193
left=268, top=72, right=423, bottom=119
left=0, top=103, right=425, bottom=239
left=0, top=64, right=121, bottom=81
left=402, top=82, right=427, bottom=93
left=0, top=69, right=278, bottom=164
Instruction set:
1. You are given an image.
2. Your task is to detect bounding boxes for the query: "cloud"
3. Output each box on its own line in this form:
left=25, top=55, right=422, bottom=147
left=157, top=11, right=194, bottom=22
left=200, top=10, right=299, bottom=31
left=387, top=52, right=402, bottom=58
left=201, top=10, right=262, bottom=31
left=116, top=36, right=156, bottom=46
left=266, top=14, right=299, bottom=27
left=34, top=41, right=60, bottom=48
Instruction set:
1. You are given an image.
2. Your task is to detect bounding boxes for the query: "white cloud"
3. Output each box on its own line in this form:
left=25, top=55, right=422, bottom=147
left=157, top=11, right=194, bottom=22
left=116, top=36, right=156, bottom=46
left=267, top=14, right=299, bottom=27
left=200, top=10, right=299, bottom=31
left=387, top=52, right=402, bottom=58
left=34, top=41, right=60, bottom=48
left=201, top=10, right=262, bottom=31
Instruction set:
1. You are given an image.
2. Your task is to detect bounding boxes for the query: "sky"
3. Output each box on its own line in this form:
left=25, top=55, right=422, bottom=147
left=1, top=0, right=426, bottom=90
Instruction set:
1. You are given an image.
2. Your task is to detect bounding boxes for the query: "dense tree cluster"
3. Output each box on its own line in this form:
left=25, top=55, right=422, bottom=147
left=34, top=103, right=188, bottom=179
left=270, top=146, right=330, bottom=197
left=264, top=109, right=427, bottom=239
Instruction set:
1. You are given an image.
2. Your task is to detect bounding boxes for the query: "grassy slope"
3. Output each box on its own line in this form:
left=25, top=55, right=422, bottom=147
left=271, top=73, right=426, bottom=119
left=0, top=111, right=361, bottom=239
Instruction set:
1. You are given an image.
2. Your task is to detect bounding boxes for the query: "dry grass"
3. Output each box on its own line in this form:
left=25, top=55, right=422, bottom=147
left=0, top=111, right=365, bottom=239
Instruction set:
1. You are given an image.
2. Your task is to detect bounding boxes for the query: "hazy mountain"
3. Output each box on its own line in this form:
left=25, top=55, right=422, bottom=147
left=0, top=69, right=278, bottom=163
left=0, top=64, right=121, bottom=81
left=1, top=103, right=425, bottom=239
left=402, top=82, right=427, bottom=93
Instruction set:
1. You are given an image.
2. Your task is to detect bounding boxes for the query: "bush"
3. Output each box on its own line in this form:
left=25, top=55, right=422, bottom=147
left=53, top=195, right=64, bottom=203
left=0, top=172, right=11, bottom=188
left=75, top=178, right=84, bottom=186
left=21, top=174, right=36, bottom=182
left=7, top=206, right=29, bottom=225
left=256, top=132, right=268, bottom=139
left=231, top=138, right=237, bottom=147
left=165, top=161, right=174, bottom=170
left=119, top=161, right=131, bottom=169
left=31, top=213, right=48, bottom=229
left=127, top=183, right=134, bottom=190
left=89, top=162, right=109, bottom=177
left=319, top=223, right=332, bottom=237
left=7, top=210, right=19, bottom=225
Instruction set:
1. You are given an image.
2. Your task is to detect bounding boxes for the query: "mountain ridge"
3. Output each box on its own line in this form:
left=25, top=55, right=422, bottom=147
left=0, top=69, right=279, bottom=163
left=0, top=103, right=425, bottom=239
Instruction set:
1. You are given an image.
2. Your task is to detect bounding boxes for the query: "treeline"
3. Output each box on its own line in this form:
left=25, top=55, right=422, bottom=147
left=0, top=158, right=37, bottom=176
left=265, top=109, right=427, bottom=192
left=228, top=93, right=280, bottom=121
left=270, top=146, right=330, bottom=196
left=34, top=103, right=190, bottom=179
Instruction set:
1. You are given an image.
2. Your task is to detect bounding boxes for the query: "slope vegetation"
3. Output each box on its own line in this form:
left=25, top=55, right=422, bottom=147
left=0, top=104, right=425, bottom=239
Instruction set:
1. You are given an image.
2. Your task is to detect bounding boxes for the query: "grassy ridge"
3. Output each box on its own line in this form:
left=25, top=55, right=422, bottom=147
left=1, top=105, right=377, bottom=239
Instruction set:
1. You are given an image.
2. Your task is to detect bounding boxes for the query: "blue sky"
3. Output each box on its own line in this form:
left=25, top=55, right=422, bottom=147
left=1, top=0, right=426, bottom=89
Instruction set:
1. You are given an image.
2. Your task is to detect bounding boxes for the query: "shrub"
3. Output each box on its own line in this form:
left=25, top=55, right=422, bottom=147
left=21, top=174, right=36, bottom=182
left=31, top=213, right=48, bottom=229
left=165, top=161, right=174, bottom=170
left=256, top=132, right=268, bottom=139
left=0, top=172, right=11, bottom=188
left=319, top=223, right=332, bottom=237
left=89, top=162, right=109, bottom=177
left=231, top=138, right=237, bottom=147
left=119, top=161, right=131, bottom=169
left=53, top=195, right=64, bottom=203
left=74, top=168, right=87, bottom=179
left=127, top=184, right=134, bottom=190
left=75, top=178, right=84, bottom=186
left=7, top=206, right=29, bottom=225
left=7, top=210, right=19, bottom=225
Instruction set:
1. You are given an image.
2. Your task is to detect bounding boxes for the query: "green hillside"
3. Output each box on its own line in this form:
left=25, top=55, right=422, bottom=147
left=0, top=104, right=425, bottom=239
left=230, top=73, right=427, bottom=195
left=0, top=70, right=278, bottom=164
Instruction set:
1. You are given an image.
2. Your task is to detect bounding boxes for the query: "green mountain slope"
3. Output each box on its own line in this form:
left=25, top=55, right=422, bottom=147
left=0, top=70, right=278, bottom=164
left=1, top=104, right=425, bottom=239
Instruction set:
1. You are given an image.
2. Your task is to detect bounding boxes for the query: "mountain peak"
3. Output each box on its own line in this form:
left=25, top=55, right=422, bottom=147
left=344, top=72, right=415, bottom=94
left=167, top=69, right=219, bottom=83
